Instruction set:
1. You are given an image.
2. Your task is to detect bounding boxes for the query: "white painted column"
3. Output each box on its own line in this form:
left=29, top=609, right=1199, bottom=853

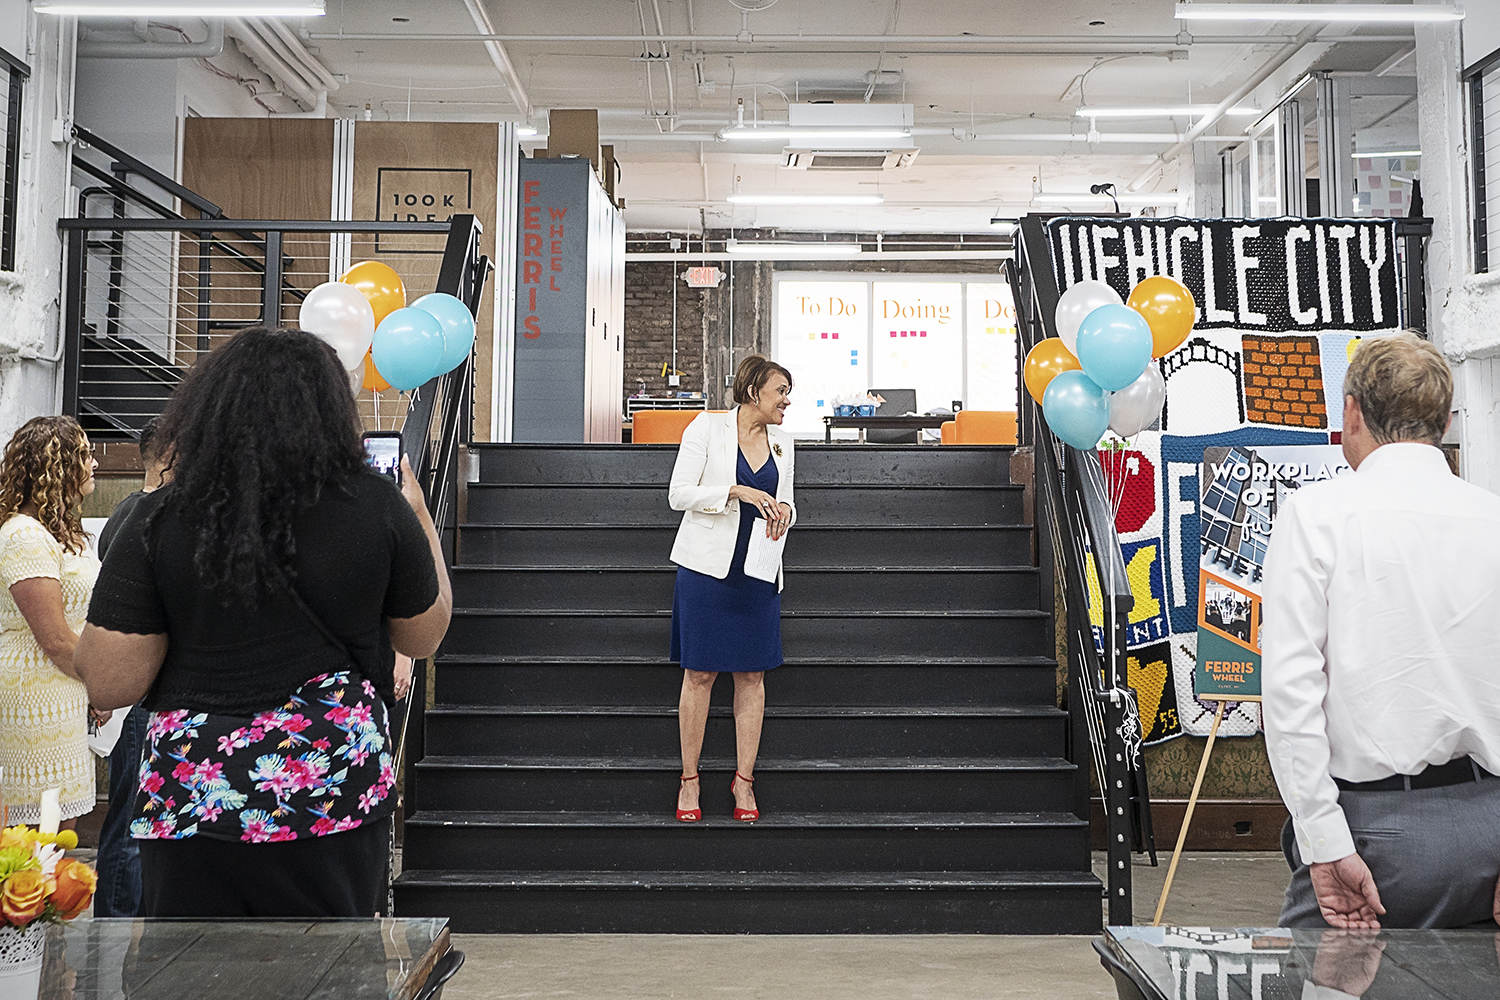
left=489, top=122, right=519, bottom=441
left=1418, top=1, right=1500, bottom=492
left=0, top=13, right=77, bottom=442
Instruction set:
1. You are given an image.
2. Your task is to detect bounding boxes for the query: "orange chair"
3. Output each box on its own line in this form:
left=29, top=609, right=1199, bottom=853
left=631, top=409, right=723, bottom=445
left=940, top=420, right=957, bottom=444
left=954, top=410, right=1018, bottom=445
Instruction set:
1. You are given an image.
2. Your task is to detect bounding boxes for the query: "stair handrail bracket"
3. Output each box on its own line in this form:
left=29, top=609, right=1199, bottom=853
left=1009, top=214, right=1155, bottom=927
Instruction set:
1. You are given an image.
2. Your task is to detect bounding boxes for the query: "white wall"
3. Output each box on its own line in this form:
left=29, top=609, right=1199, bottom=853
left=0, top=12, right=76, bottom=445
left=1423, top=0, right=1500, bottom=492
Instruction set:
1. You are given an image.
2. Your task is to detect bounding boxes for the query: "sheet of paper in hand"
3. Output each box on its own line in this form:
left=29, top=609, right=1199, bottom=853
left=744, top=526, right=787, bottom=583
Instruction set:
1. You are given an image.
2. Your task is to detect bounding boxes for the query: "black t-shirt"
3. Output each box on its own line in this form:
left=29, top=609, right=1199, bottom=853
left=97, top=489, right=148, bottom=560
left=87, top=470, right=439, bottom=715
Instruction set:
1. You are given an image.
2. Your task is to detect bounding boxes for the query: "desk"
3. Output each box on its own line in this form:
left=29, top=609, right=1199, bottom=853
left=31, top=918, right=449, bottom=1000
left=1101, top=925, right=1500, bottom=1000
left=822, top=415, right=950, bottom=443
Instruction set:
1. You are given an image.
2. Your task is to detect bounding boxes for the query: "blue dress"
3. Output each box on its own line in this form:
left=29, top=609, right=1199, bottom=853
left=670, top=448, right=783, bottom=673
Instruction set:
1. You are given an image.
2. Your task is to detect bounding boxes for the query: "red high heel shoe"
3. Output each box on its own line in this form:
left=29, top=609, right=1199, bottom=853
left=676, top=774, right=701, bottom=822
left=731, top=772, right=759, bottom=822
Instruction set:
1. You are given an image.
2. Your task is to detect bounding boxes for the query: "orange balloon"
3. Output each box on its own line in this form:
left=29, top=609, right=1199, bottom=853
left=340, top=261, right=407, bottom=327
left=362, top=348, right=391, bottom=392
left=1023, top=338, right=1082, bottom=405
left=1127, top=276, right=1196, bottom=358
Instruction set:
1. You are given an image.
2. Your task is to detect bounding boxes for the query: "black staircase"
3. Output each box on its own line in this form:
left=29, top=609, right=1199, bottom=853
left=392, top=442, right=1104, bottom=933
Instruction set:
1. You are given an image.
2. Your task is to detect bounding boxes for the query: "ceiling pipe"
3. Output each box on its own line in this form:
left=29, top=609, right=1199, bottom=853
left=263, top=17, right=339, bottom=94
left=243, top=19, right=329, bottom=101
left=305, top=31, right=1411, bottom=45
left=461, top=0, right=533, bottom=118
left=594, top=129, right=1243, bottom=143
left=227, top=17, right=320, bottom=111
left=78, top=17, right=223, bottom=59
left=273, top=89, right=329, bottom=119
left=1127, top=20, right=1326, bottom=191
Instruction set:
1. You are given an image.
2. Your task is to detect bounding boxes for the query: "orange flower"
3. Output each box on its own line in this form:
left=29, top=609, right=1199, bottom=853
left=1, top=869, right=50, bottom=926
left=0, top=829, right=27, bottom=851
left=48, top=860, right=95, bottom=920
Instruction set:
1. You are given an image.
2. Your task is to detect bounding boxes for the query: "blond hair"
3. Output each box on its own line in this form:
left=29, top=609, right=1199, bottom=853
left=0, top=416, right=92, bottom=554
left=1343, top=332, right=1452, bottom=446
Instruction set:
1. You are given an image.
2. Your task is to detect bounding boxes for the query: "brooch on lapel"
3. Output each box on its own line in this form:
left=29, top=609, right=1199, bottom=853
left=772, top=443, right=783, bottom=458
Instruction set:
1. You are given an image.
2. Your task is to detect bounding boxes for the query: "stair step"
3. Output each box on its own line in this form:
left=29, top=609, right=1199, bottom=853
left=456, top=524, right=1033, bottom=568
left=475, top=443, right=1013, bottom=488
left=391, top=869, right=1102, bottom=934
left=432, top=657, right=1060, bottom=707
left=441, top=609, right=1052, bottom=659
left=413, top=755, right=1077, bottom=813
left=464, top=483, right=1024, bottom=526
left=400, top=810, right=1089, bottom=874
left=451, top=565, right=1040, bottom=612
left=423, top=704, right=1067, bottom=757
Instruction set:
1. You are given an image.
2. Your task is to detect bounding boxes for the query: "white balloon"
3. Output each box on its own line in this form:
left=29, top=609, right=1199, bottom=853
left=1108, top=362, right=1166, bottom=438
left=347, top=366, right=363, bottom=397
left=299, top=281, right=376, bottom=371
left=1054, top=280, right=1123, bottom=358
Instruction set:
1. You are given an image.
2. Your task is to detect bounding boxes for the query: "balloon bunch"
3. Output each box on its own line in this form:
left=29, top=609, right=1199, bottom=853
left=1023, top=276, right=1195, bottom=451
left=298, top=262, right=478, bottom=395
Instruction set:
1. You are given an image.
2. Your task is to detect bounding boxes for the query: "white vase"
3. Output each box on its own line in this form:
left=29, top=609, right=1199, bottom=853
left=0, top=923, right=44, bottom=1000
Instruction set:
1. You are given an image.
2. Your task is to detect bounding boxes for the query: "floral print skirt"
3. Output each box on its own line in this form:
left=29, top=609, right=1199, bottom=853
left=131, top=671, right=397, bottom=843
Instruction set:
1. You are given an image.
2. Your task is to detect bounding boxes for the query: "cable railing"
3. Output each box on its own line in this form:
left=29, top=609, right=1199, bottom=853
left=1009, top=215, right=1155, bottom=927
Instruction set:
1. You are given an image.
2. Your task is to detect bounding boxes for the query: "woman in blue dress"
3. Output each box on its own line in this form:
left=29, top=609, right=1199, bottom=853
left=668, top=356, right=796, bottom=823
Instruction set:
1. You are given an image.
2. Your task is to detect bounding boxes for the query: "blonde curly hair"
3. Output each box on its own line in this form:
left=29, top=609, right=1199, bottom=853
left=0, top=416, right=93, bottom=554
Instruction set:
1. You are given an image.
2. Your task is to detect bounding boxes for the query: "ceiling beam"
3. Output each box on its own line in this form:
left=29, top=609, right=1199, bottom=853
left=460, top=0, right=532, bottom=118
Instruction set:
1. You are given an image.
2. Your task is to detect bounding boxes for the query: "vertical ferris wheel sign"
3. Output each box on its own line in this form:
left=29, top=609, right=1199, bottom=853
left=1194, top=444, right=1351, bottom=700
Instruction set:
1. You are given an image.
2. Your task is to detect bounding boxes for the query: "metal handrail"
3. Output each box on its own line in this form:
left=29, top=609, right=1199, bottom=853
left=1010, top=214, right=1151, bottom=927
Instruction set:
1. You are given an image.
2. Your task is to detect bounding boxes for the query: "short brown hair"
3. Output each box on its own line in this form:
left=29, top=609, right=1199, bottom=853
left=1343, top=331, right=1452, bottom=446
left=0, top=416, right=92, bottom=554
left=732, top=355, right=793, bottom=405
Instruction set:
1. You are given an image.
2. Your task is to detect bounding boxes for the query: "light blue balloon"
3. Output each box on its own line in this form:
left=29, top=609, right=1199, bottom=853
left=372, top=307, right=445, bottom=392
left=1042, top=369, right=1110, bottom=451
left=412, top=292, right=476, bottom=376
left=1074, top=304, right=1153, bottom=391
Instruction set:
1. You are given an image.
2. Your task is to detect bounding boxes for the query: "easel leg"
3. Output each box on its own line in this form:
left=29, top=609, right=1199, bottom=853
left=1151, top=700, right=1226, bottom=927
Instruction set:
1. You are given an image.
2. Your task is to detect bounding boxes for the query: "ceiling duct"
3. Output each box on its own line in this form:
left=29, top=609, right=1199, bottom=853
left=779, top=103, right=918, bottom=171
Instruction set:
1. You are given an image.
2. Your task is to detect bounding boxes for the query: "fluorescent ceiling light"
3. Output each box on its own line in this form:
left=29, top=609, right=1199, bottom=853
left=1353, top=149, right=1420, bottom=157
left=37, top=1, right=323, bottom=11
left=724, top=240, right=863, bottom=256
left=1034, top=192, right=1181, bottom=207
left=990, top=218, right=1018, bottom=233
left=726, top=193, right=885, bottom=206
left=516, top=126, right=539, bottom=137
left=1174, top=3, right=1461, bottom=23
left=720, top=127, right=912, bottom=141
left=1077, top=105, right=1261, bottom=118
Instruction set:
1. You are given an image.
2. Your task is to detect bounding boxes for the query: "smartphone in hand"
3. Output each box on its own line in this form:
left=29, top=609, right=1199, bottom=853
left=361, top=431, right=403, bottom=486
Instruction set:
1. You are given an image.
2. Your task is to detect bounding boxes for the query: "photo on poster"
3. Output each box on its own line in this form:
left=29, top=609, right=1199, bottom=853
left=1194, top=443, right=1349, bottom=702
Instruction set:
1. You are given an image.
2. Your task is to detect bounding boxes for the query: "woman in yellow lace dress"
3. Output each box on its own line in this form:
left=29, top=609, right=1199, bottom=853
left=0, top=416, right=101, bottom=826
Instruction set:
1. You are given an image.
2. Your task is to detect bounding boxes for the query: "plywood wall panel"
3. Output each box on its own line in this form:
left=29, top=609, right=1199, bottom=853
left=351, top=122, right=499, bottom=440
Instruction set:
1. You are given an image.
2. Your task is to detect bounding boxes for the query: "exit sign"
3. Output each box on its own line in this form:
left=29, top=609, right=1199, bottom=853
left=683, top=266, right=725, bottom=288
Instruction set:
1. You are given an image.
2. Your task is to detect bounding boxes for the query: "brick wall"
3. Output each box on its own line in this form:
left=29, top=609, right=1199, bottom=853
left=624, top=261, right=706, bottom=398
left=1241, top=335, right=1328, bottom=428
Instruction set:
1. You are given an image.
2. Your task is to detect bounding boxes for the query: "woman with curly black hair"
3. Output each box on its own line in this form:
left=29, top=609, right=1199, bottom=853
left=0, top=415, right=102, bottom=828
left=75, top=327, right=451, bottom=918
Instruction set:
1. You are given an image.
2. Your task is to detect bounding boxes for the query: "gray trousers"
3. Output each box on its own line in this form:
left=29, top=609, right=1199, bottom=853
left=1281, top=774, right=1500, bottom=929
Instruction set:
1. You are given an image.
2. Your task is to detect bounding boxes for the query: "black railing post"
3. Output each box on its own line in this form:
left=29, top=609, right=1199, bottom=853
left=196, top=235, right=212, bottom=353
left=61, top=227, right=86, bottom=418
left=261, top=229, right=283, bottom=326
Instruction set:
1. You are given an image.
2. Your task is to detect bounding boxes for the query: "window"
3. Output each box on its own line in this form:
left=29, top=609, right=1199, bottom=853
left=1467, top=47, right=1500, bottom=273
left=0, top=49, right=25, bottom=273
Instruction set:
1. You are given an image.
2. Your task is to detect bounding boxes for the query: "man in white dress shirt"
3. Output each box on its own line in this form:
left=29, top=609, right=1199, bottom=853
left=1263, top=332, right=1500, bottom=930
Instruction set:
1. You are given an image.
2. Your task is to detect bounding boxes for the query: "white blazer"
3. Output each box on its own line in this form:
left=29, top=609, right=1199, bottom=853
left=668, top=408, right=797, bottom=591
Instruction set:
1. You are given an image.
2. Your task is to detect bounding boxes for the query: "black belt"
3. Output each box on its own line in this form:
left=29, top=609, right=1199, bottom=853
left=1335, top=756, right=1495, bottom=793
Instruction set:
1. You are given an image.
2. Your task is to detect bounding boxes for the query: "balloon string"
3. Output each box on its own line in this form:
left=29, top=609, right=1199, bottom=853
left=374, top=390, right=380, bottom=431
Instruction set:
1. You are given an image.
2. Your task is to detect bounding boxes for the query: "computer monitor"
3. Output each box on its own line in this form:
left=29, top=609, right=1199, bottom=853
left=866, top=388, right=919, bottom=444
